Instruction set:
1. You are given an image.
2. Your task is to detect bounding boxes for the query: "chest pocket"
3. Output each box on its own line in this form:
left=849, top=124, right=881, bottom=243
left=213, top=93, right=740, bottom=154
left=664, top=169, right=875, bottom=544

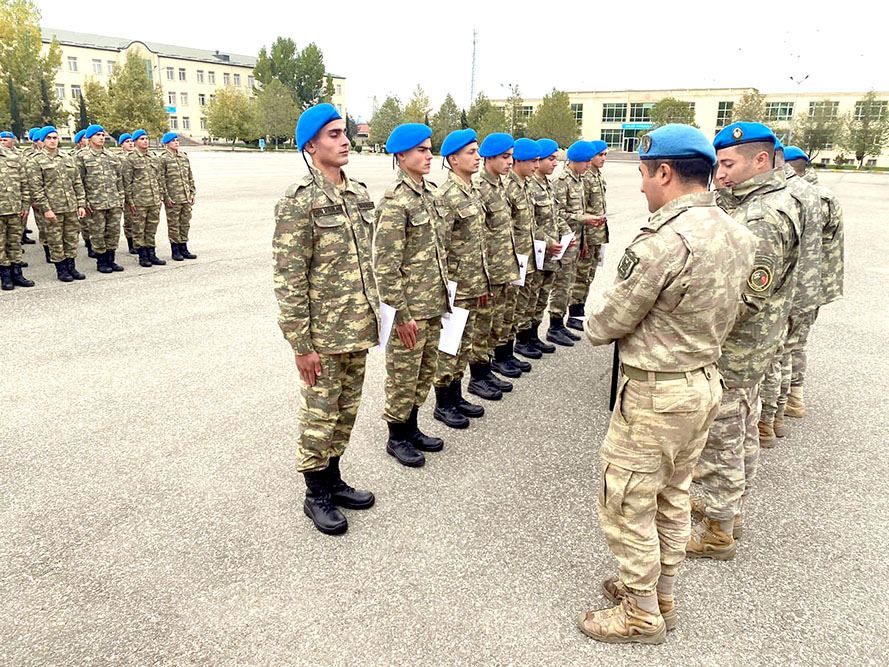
left=357, top=201, right=375, bottom=224
left=456, top=203, right=480, bottom=221
left=312, top=204, right=347, bottom=228
left=408, top=205, right=431, bottom=227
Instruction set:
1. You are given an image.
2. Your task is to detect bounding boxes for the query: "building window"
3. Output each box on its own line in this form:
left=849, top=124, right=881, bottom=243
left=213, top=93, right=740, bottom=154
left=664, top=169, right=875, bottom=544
left=67, top=56, right=78, bottom=72
left=571, top=103, right=584, bottom=123
left=143, top=59, right=153, bottom=82
left=247, top=75, right=254, bottom=88
left=520, top=105, right=533, bottom=119
left=601, top=129, right=623, bottom=147
left=335, top=84, right=342, bottom=95
left=200, top=117, right=207, bottom=130
left=55, top=83, right=65, bottom=99
left=182, top=117, right=190, bottom=130
left=179, top=68, right=186, bottom=81
left=197, top=70, right=204, bottom=83
left=866, top=158, right=877, bottom=167
left=629, top=102, right=654, bottom=123
left=602, top=103, right=627, bottom=123
left=808, top=101, right=838, bottom=118
left=854, top=99, right=888, bottom=120
left=167, top=91, right=176, bottom=105
left=70, top=84, right=81, bottom=100
left=765, top=102, right=795, bottom=122
left=107, top=61, right=115, bottom=75
left=716, top=101, right=734, bottom=127
left=207, top=71, right=215, bottom=85
left=233, top=73, right=241, bottom=86
left=166, top=67, right=174, bottom=80
left=223, top=72, right=231, bottom=86
left=198, top=93, right=206, bottom=106
left=170, top=116, right=179, bottom=130
left=180, top=92, right=188, bottom=106
left=92, top=59, right=102, bottom=74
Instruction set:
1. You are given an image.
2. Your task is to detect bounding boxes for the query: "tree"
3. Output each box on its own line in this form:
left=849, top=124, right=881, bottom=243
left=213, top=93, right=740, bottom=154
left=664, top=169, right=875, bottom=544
left=460, top=109, right=469, bottom=129
left=504, top=84, right=526, bottom=136
left=791, top=101, right=845, bottom=160
left=431, top=93, right=461, bottom=152
left=294, top=43, right=327, bottom=109
left=844, top=90, right=889, bottom=168
left=732, top=90, right=766, bottom=123
left=322, top=76, right=335, bottom=104
left=525, top=89, right=578, bottom=147
left=476, top=106, right=509, bottom=141
left=82, top=79, right=110, bottom=126
left=205, top=86, right=255, bottom=149
left=403, top=85, right=430, bottom=123
left=77, top=91, right=88, bottom=129
left=6, top=77, right=22, bottom=137
left=369, top=95, right=402, bottom=146
left=650, top=97, right=697, bottom=128
left=467, top=93, right=494, bottom=130
left=106, top=51, right=168, bottom=137
left=254, top=37, right=330, bottom=110
left=254, top=77, right=298, bottom=148
left=254, top=37, right=299, bottom=94
left=39, top=77, right=63, bottom=125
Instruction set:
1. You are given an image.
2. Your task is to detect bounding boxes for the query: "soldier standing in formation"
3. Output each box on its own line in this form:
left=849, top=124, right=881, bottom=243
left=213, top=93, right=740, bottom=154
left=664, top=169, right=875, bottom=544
left=123, top=129, right=167, bottom=268
left=77, top=125, right=125, bottom=273
left=159, top=132, right=197, bottom=262
left=0, top=135, right=33, bottom=290
left=117, top=133, right=137, bottom=254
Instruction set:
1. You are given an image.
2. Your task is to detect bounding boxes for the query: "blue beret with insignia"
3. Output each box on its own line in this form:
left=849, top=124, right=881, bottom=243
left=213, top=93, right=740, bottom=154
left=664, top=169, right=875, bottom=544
left=713, top=121, right=777, bottom=150
left=386, top=123, right=432, bottom=154
left=84, top=124, right=105, bottom=139
left=28, top=127, right=41, bottom=141
left=513, top=138, right=539, bottom=161
left=590, top=140, right=608, bottom=156
left=478, top=132, right=514, bottom=158
left=296, top=102, right=341, bottom=151
left=783, top=146, right=809, bottom=162
left=536, top=138, right=559, bottom=159
left=131, top=129, right=148, bottom=142
left=0, top=130, right=13, bottom=139
left=38, top=126, right=58, bottom=142
left=162, top=131, right=178, bottom=145
left=118, top=132, right=132, bottom=144
left=566, top=140, right=596, bottom=162
left=639, top=123, right=716, bottom=166
left=440, top=128, right=477, bottom=157
left=74, top=130, right=86, bottom=144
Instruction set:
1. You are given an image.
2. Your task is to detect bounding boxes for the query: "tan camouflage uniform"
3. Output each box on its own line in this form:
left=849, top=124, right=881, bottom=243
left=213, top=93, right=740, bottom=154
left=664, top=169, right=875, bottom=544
left=549, top=164, right=586, bottom=317
left=77, top=146, right=124, bottom=253
left=585, top=191, right=756, bottom=594
left=505, top=169, right=537, bottom=334
left=528, top=171, right=570, bottom=322
left=159, top=149, right=196, bottom=244
left=374, top=169, right=449, bottom=424
left=122, top=149, right=164, bottom=249
left=27, top=149, right=86, bottom=262
left=0, top=146, right=30, bottom=267
left=572, top=166, right=608, bottom=307
left=273, top=167, right=379, bottom=473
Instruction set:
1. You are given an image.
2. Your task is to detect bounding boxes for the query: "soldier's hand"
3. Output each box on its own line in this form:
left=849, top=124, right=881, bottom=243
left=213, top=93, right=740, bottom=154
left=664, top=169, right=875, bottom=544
left=396, top=319, right=418, bottom=350
left=548, top=241, right=563, bottom=255
left=568, top=237, right=578, bottom=249
left=129, top=205, right=137, bottom=215
left=478, top=294, right=489, bottom=307
left=44, top=210, right=57, bottom=222
left=592, top=215, right=607, bottom=227
left=166, top=199, right=174, bottom=207
left=190, top=196, right=195, bottom=205
left=296, top=351, right=322, bottom=387
left=77, top=207, right=86, bottom=219
left=20, top=209, right=28, bottom=219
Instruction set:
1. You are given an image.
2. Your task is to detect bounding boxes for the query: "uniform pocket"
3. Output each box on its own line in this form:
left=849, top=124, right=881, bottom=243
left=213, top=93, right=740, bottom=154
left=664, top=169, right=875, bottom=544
left=652, top=385, right=703, bottom=413
left=599, top=444, right=661, bottom=516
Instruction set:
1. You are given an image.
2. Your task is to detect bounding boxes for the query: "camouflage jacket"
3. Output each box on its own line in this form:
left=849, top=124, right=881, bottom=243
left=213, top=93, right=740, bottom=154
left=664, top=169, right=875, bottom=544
left=27, top=149, right=85, bottom=214
left=505, top=170, right=537, bottom=274
left=77, top=147, right=124, bottom=210
left=477, top=168, right=520, bottom=285
left=784, top=165, right=823, bottom=317
left=553, top=165, right=587, bottom=235
left=159, top=149, right=196, bottom=203
left=716, top=169, right=800, bottom=388
left=527, top=172, right=570, bottom=272
left=0, top=146, right=30, bottom=215
left=804, top=168, right=844, bottom=305
left=435, top=171, right=490, bottom=300
left=586, top=191, right=757, bottom=372
left=273, top=167, right=379, bottom=355
left=122, top=150, right=164, bottom=207
left=582, top=167, right=609, bottom=245
left=373, top=169, right=449, bottom=325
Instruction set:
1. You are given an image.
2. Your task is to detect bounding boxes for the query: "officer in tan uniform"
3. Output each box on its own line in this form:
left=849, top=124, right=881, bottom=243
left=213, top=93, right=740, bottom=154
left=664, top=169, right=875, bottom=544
left=577, top=125, right=756, bottom=645
left=273, top=103, right=379, bottom=536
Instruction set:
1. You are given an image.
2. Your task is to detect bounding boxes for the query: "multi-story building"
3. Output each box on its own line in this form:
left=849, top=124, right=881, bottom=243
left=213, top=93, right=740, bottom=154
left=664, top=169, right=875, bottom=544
left=41, top=28, right=347, bottom=142
left=492, top=87, right=889, bottom=167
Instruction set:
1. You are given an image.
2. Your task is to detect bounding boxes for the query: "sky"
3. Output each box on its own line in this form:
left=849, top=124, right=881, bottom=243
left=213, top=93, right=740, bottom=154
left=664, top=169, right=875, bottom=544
left=38, top=0, right=887, bottom=121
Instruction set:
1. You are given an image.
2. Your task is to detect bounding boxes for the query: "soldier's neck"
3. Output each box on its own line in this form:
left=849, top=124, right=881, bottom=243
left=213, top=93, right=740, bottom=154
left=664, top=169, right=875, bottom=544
left=314, top=162, right=343, bottom=186
left=137, top=148, right=149, bottom=155
left=46, top=147, right=58, bottom=155
left=451, top=169, right=473, bottom=185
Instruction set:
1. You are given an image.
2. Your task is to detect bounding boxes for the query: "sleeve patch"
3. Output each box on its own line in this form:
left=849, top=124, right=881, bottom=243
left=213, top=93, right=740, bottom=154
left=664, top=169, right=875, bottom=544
left=747, top=265, right=773, bottom=292
left=617, top=248, right=639, bottom=279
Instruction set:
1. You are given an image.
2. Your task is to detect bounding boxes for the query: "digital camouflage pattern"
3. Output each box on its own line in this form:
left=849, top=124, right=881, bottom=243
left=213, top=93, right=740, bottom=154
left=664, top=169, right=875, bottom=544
left=122, top=150, right=163, bottom=207
left=550, top=166, right=586, bottom=316
left=159, top=149, right=196, bottom=203
left=477, top=168, right=520, bottom=286
left=434, top=171, right=489, bottom=299
left=384, top=316, right=441, bottom=423
left=77, top=147, right=124, bottom=210
left=0, top=146, right=30, bottom=215
left=527, top=172, right=569, bottom=272
left=506, top=170, right=538, bottom=333
left=165, top=203, right=193, bottom=244
left=27, top=149, right=85, bottom=214
left=804, top=167, right=844, bottom=306
left=783, top=165, right=823, bottom=317
left=573, top=166, right=609, bottom=307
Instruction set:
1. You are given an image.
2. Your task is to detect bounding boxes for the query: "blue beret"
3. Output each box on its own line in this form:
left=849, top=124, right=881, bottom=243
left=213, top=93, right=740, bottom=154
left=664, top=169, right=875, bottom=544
left=131, top=129, right=147, bottom=142
left=566, top=140, right=596, bottom=162
left=783, top=146, right=809, bottom=162
left=774, top=138, right=784, bottom=151
left=28, top=127, right=41, bottom=141
left=386, top=123, right=432, bottom=154
left=74, top=130, right=86, bottom=144
left=38, top=126, right=58, bottom=142
left=295, top=103, right=341, bottom=151
left=440, top=128, right=477, bottom=157
left=0, top=131, right=14, bottom=139
left=478, top=132, right=514, bottom=158
left=118, top=132, right=132, bottom=144
left=536, top=138, right=559, bottom=159
left=589, top=140, right=608, bottom=157
left=84, top=124, right=105, bottom=139
left=513, top=138, right=539, bottom=161
left=713, top=122, right=777, bottom=151
left=638, top=124, right=716, bottom=166
left=162, top=131, right=178, bottom=145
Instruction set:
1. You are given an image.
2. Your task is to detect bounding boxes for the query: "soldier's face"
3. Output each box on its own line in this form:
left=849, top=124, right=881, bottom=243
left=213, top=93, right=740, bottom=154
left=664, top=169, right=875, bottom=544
left=89, top=131, right=106, bottom=148
left=538, top=154, right=557, bottom=175
left=307, top=119, right=350, bottom=168
left=449, top=142, right=480, bottom=174
left=715, top=147, right=758, bottom=188
left=44, top=133, right=59, bottom=150
left=570, top=160, right=591, bottom=174
left=135, top=136, right=149, bottom=150
left=168, top=138, right=181, bottom=151
left=398, top=139, right=433, bottom=176
left=592, top=152, right=606, bottom=168
left=0, top=138, right=13, bottom=149
left=487, top=149, right=513, bottom=176
left=122, top=140, right=134, bottom=152
left=78, top=138, right=88, bottom=147
left=513, top=158, right=537, bottom=178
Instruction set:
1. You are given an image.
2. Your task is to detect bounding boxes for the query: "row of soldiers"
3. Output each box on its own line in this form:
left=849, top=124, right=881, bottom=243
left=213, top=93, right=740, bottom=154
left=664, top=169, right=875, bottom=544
left=0, top=124, right=197, bottom=290
left=273, top=104, right=843, bottom=643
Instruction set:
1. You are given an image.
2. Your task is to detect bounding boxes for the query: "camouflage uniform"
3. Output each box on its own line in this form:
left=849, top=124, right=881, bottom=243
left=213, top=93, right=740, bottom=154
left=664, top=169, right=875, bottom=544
left=77, top=146, right=124, bottom=253
left=27, top=149, right=86, bottom=262
left=21, top=146, right=47, bottom=246
left=585, top=191, right=756, bottom=594
left=528, top=171, right=570, bottom=322
left=159, top=149, right=196, bottom=244
left=0, top=146, right=29, bottom=267
left=122, top=149, right=164, bottom=249
left=505, top=169, right=537, bottom=333
left=697, top=169, right=800, bottom=522
left=273, top=167, right=379, bottom=472
left=432, top=172, right=490, bottom=387
left=549, top=165, right=586, bottom=317
left=572, top=167, right=608, bottom=308
left=374, top=170, right=449, bottom=424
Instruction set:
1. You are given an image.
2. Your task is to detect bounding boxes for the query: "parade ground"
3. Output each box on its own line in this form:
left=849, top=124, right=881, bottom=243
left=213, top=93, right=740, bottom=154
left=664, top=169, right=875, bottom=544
left=3, top=151, right=888, bottom=665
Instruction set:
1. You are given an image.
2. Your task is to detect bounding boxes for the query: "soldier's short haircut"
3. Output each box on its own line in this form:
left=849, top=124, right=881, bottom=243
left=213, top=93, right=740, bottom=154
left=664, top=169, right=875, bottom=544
left=643, top=157, right=712, bottom=187
left=735, top=141, right=775, bottom=162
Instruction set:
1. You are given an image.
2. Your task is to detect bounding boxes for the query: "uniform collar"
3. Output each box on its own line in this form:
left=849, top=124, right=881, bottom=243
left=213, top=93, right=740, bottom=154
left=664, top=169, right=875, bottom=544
left=311, top=165, right=359, bottom=201
left=564, top=165, right=583, bottom=182
left=645, top=191, right=716, bottom=231
left=398, top=168, right=430, bottom=195
left=508, top=170, right=526, bottom=187
left=531, top=172, right=550, bottom=188
left=447, top=170, right=473, bottom=194
left=480, top=168, right=502, bottom=187
left=719, top=167, right=786, bottom=203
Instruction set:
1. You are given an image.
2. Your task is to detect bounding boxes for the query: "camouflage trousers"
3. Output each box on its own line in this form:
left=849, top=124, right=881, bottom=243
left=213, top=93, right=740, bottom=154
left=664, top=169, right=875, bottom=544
left=513, top=267, right=540, bottom=332
left=495, top=285, right=519, bottom=346
left=761, top=313, right=813, bottom=421
left=696, top=384, right=761, bottom=522
left=32, top=206, right=47, bottom=245
left=598, top=365, right=722, bottom=593
left=532, top=270, right=557, bottom=323
left=791, top=309, right=818, bottom=387
left=434, top=297, right=477, bottom=387
left=481, top=283, right=518, bottom=354
left=570, top=243, right=602, bottom=307
left=384, top=316, right=441, bottom=424
left=80, top=212, right=91, bottom=244
left=296, top=349, right=368, bottom=473
left=165, top=202, right=192, bottom=243
left=46, top=211, right=81, bottom=262
left=88, top=207, right=122, bottom=253
left=471, top=290, right=495, bottom=364
left=132, top=205, right=161, bottom=249
left=548, top=233, right=581, bottom=317
left=0, top=213, right=24, bottom=266
left=123, top=206, right=133, bottom=239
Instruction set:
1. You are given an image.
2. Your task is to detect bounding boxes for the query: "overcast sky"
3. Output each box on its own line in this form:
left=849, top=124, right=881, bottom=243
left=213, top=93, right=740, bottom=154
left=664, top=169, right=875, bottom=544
left=39, top=0, right=886, bottom=121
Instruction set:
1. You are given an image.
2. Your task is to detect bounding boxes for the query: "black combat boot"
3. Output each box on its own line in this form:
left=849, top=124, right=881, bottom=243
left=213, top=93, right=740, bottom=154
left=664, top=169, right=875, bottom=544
left=22, top=230, right=35, bottom=245
left=566, top=303, right=585, bottom=331
left=514, top=328, right=542, bottom=359
left=451, top=380, right=484, bottom=418
left=55, top=261, right=73, bottom=282
left=0, top=266, right=12, bottom=291
left=506, top=339, right=531, bottom=373
left=126, top=236, right=136, bottom=254
left=85, top=238, right=96, bottom=258
left=325, top=456, right=375, bottom=509
left=530, top=319, right=556, bottom=353
left=171, top=242, right=184, bottom=261
left=546, top=315, right=575, bottom=347
left=302, top=469, right=348, bottom=535
left=408, top=405, right=446, bottom=449
left=138, top=247, right=152, bottom=267
left=67, top=258, right=86, bottom=280
left=108, top=251, right=124, bottom=272
left=43, top=244, right=51, bottom=263
left=180, top=242, right=197, bottom=259
left=11, top=264, right=34, bottom=287
left=434, top=385, right=470, bottom=430
left=148, top=247, right=166, bottom=265
left=386, top=420, right=425, bottom=467
left=491, top=344, right=522, bottom=378
left=97, top=250, right=113, bottom=274
left=485, top=361, right=513, bottom=393
left=468, top=362, right=503, bottom=401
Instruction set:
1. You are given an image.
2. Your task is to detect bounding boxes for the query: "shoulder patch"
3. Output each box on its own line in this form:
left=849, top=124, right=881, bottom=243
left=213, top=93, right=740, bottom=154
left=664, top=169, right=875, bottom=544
left=747, top=264, right=773, bottom=292
left=617, top=248, right=639, bottom=279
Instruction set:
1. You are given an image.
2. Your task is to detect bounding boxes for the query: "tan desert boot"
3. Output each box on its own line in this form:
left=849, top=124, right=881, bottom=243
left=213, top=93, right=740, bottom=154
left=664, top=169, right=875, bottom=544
left=773, top=405, right=788, bottom=438
left=601, top=577, right=677, bottom=631
left=577, top=596, right=666, bottom=645
left=686, top=517, right=736, bottom=560
left=690, top=497, right=744, bottom=540
left=758, top=420, right=776, bottom=448
left=784, top=386, right=806, bottom=418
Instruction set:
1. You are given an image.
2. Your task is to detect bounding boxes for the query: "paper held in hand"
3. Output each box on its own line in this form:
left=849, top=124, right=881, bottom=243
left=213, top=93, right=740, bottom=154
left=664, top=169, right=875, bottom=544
left=373, top=302, right=397, bottom=352
left=533, top=240, right=547, bottom=270
left=447, top=280, right=457, bottom=308
left=511, top=254, right=529, bottom=287
left=439, top=307, right=469, bottom=356
left=552, top=232, right=575, bottom=261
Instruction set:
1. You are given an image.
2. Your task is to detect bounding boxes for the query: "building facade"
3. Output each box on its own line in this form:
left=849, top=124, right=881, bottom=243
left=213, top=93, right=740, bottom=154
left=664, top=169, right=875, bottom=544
left=41, top=28, right=347, bottom=142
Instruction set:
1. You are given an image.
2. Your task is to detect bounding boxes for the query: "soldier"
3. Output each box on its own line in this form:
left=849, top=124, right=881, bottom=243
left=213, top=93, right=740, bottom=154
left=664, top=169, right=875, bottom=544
left=77, top=124, right=125, bottom=273
left=431, top=128, right=493, bottom=430
left=577, top=125, right=756, bottom=645
left=477, top=133, right=527, bottom=383
left=0, top=131, right=14, bottom=149
left=159, top=132, right=197, bottom=261
left=689, top=122, right=800, bottom=559
left=27, top=126, right=88, bottom=282
left=273, top=103, right=378, bottom=536
left=117, top=133, right=138, bottom=254
left=1, top=138, right=34, bottom=290
left=72, top=129, right=88, bottom=153
left=568, top=140, right=609, bottom=330
left=374, top=123, right=450, bottom=468
left=24, top=127, right=49, bottom=261
left=527, top=138, right=573, bottom=354
left=71, top=129, right=97, bottom=259
left=122, top=129, right=166, bottom=268
left=3, top=131, right=37, bottom=250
